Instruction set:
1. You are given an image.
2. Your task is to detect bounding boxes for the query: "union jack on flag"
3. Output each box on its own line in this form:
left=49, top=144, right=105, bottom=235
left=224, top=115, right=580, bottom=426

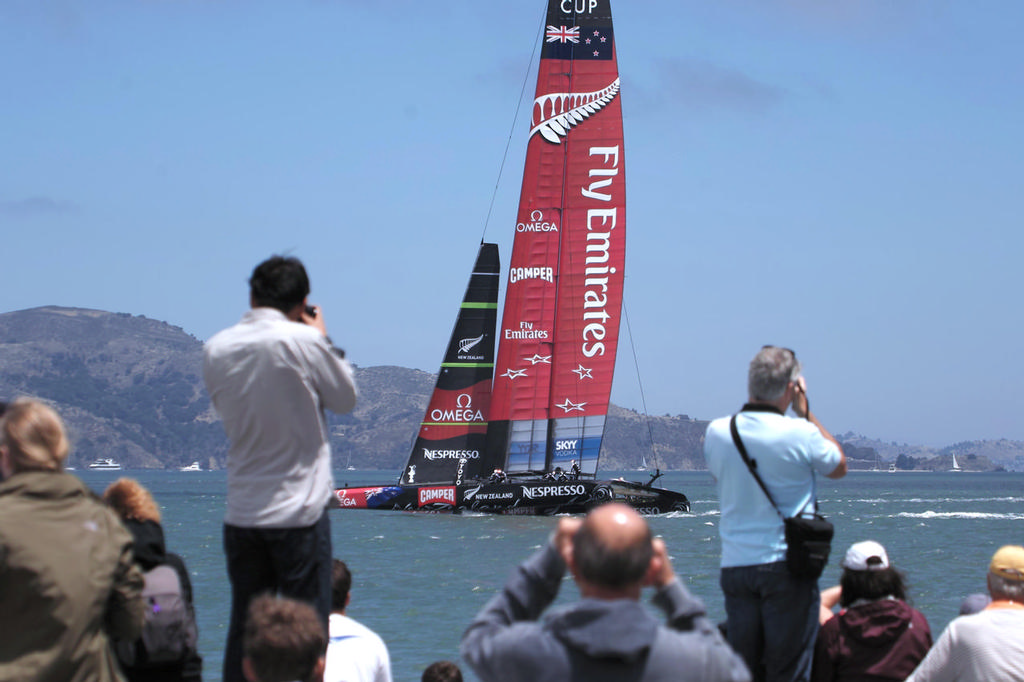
left=546, top=25, right=580, bottom=44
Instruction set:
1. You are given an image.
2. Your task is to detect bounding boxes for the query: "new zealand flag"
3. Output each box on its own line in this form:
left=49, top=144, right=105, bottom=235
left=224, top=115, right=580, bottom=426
left=542, top=24, right=614, bottom=61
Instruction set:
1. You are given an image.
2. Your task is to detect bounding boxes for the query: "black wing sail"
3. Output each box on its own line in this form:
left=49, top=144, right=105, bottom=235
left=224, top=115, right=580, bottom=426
left=400, top=244, right=500, bottom=485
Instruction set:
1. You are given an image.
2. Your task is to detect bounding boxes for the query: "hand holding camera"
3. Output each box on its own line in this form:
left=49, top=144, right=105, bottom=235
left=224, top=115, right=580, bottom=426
left=300, top=303, right=328, bottom=338
left=791, top=376, right=810, bottom=419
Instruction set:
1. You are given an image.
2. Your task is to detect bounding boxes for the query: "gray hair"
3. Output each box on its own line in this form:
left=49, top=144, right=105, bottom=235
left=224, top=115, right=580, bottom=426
left=748, top=346, right=801, bottom=402
left=988, top=571, right=1024, bottom=602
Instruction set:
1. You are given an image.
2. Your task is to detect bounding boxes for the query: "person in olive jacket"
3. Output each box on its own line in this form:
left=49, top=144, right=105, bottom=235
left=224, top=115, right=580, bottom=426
left=0, top=398, right=146, bottom=682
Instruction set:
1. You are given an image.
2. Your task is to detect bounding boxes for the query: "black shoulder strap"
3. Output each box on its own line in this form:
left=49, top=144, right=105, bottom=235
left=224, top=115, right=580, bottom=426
left=729, top=414, right=785, bottom=520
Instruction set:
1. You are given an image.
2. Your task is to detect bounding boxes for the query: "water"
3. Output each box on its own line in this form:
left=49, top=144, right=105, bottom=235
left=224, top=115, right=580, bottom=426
left=76, top=469, right=1024, bottom=682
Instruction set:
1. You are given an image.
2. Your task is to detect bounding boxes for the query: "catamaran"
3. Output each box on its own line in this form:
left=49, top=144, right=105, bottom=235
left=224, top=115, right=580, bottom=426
left=331, top=0, right=689, bottom=515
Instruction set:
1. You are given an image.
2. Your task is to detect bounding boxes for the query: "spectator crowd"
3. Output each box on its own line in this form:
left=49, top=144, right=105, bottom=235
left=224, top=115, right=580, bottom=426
left=3, top=269, right=1022, bottom=682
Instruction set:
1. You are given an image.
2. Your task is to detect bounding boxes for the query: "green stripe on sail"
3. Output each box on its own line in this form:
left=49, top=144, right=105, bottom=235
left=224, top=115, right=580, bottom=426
left=440, top=362, right=494, bottom=368
left=461, top=302, right=498, bottom=309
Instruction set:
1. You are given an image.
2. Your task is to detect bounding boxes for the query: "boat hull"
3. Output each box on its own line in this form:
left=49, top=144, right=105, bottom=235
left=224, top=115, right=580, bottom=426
left=332, top=477, right=689, bottom=515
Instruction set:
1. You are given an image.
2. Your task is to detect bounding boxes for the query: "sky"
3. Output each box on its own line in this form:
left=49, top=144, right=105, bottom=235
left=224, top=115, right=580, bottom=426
left=2, top=0, right=1022, bottom=448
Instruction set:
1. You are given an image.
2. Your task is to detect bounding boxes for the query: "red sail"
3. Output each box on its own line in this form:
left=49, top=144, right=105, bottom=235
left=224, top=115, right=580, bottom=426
left=490, top=0, right=624, bottom=475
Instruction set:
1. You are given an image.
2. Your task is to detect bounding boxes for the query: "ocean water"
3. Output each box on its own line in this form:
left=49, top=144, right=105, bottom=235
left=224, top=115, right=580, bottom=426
left=76, top=469, right=1024, bottom=682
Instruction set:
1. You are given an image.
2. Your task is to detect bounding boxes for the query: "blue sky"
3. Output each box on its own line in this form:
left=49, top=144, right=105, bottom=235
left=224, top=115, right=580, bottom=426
left=2, top=1, right=1021, bottom=447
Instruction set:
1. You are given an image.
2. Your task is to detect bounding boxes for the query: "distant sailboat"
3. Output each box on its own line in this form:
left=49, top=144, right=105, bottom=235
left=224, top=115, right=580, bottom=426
left=950, top=454, right=962, bottom=472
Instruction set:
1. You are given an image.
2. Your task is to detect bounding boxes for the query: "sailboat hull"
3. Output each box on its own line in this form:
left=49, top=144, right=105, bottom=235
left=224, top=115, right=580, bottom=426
left=332, top=477, right=689, bottom=515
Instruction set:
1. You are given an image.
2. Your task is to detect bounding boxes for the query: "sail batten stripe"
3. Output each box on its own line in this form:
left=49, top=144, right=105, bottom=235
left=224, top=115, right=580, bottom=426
left=440, top=363, right=493, bottom=368
left=461, top=302, right=498, bottom=309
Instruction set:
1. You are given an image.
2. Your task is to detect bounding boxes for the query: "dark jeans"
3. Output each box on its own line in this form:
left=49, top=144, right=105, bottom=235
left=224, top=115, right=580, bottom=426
left=720, top=561, right=820, bottom=682
left=222, top=511, right=332, bottom=682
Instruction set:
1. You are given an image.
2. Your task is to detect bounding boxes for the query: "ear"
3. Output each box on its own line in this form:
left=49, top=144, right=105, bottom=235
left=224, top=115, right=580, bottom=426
left=564, top=544, right=580, bottom=581
left=643, top=553, right=664, bottom=587
left=242, top=657, right=259, bottom=682
left=0, top=445, right=11, bottom=479
left=285, top=300, right=307, bottom=322
left=345, top=593, right=351, bottom=609
left=311, top=655, right=327, bottom=682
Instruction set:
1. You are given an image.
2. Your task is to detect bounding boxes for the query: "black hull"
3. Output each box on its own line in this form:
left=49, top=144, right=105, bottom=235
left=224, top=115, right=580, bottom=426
left=332, top=476, right=689, bottom=516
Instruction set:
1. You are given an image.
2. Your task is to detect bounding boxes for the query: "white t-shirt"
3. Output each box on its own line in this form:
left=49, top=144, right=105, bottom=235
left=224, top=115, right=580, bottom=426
left=906, top=607, right=1024, bottom=682
left=203, top=307, right=357, bottom=528
left=324, top=613, right=392, bottom=682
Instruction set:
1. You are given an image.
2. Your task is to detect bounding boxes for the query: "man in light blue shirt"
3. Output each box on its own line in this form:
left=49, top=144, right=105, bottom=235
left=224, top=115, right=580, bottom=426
left=704, top=346, right=846, bottom=682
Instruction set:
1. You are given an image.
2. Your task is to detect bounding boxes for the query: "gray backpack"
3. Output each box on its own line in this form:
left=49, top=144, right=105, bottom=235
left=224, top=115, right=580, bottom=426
left=115, top=564, right=198, bottom=667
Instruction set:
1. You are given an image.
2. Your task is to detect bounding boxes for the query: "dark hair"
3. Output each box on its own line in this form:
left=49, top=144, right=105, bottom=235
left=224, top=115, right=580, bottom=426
left=249, top=256, right=310, bottom=313
left=243, top=595, right=326, bottom=682
left=572, top=516, right=653, bottom=589
left=331, top=559, right=352, bottom=611
left=422, top=660, right=463, bottom=682
left=839, top=566, right=908, bottom=607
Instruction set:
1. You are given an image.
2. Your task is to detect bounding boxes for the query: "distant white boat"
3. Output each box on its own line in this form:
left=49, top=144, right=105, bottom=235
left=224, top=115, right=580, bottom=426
left=888, top=463, right=897, bottom=473
left=950, top=454, right=962, bottom=472
left=88, top=458, right=122, bottom=471
left=178, top=461, right=202, bottom=472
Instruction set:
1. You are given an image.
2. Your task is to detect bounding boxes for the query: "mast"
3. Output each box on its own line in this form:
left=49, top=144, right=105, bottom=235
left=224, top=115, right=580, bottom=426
left=401, top=244, right=500, bottom=485
left=489, top=0, right=625, bottom=477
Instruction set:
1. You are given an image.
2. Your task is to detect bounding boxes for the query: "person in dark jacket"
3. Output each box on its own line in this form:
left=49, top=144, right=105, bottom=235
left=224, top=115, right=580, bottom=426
left=812, top=540, right=931, bottom=682
left=461, top=502, right=750, bottom=682
left=0, top=398, right=146, bottom=682
left=104, top=477, right=203, bottom=682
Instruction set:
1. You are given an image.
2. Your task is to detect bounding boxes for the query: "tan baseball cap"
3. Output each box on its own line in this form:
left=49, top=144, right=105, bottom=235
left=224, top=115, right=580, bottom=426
left=989, top=545, right=1024, bottom=581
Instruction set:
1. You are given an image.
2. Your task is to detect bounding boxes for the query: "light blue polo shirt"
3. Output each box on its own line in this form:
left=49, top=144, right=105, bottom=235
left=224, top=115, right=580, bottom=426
left=703, top=407, right=842, bottom=568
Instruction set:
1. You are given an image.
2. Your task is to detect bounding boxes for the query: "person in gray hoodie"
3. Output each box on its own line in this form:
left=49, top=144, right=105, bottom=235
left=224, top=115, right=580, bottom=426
left=460, top=503, right=750, bottom=682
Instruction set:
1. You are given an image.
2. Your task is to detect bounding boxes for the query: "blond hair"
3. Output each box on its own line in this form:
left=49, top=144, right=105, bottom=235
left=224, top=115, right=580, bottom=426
left=0, top=398, right=70, bottom=473
left=103, top=477, right=162, bottom=523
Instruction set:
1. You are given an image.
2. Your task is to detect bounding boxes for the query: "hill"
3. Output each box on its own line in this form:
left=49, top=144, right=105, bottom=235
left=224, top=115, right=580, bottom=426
left=1, top=307, right=1020, bottom=472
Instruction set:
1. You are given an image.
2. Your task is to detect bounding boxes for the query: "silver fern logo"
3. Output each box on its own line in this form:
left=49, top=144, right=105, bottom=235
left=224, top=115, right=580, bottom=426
left=531, top=78, right=620, bottom=144
left=459, top=334, right=484, bottom=354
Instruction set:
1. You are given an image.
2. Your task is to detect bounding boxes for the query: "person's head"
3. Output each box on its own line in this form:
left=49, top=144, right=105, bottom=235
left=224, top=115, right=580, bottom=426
left=242, top=595, right=326, bottom=682
left=570, top=502, right=654, bottom=598
left=422, top=660, right=463, bottom=682
left=839, top=540, right=905, bottom=602
left=838, top=540, right=907, bottom=606
left=249, top=256, right=311, bottom=315
left=959, top=592, right=991, bottom=615
left=0, top=398, right=70, bottom=477
left=748, top=346, right=801, bottom=403
left=103, top=478, right=162, bottom=523
left=331, top=559, right=352, bottom=613
left=987, top=545, right=1024, bottom=603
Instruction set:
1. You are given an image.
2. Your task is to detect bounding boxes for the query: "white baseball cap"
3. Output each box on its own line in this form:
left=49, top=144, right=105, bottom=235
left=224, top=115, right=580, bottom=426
left=841, top=540, right=890, bottom=571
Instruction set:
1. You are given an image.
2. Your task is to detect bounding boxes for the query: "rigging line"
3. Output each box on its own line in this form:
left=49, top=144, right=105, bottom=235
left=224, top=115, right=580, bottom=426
left=480, top=14, right=546, bottom=245
left=622, top=301, right=659, bottom=470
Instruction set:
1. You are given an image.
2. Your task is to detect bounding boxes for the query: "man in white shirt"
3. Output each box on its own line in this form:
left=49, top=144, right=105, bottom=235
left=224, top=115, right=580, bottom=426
left=906, top=545, right=1024, bottom=682
left=204, top=255, right=358, bottom=682
left=324, top=559, right=392, bottom=682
